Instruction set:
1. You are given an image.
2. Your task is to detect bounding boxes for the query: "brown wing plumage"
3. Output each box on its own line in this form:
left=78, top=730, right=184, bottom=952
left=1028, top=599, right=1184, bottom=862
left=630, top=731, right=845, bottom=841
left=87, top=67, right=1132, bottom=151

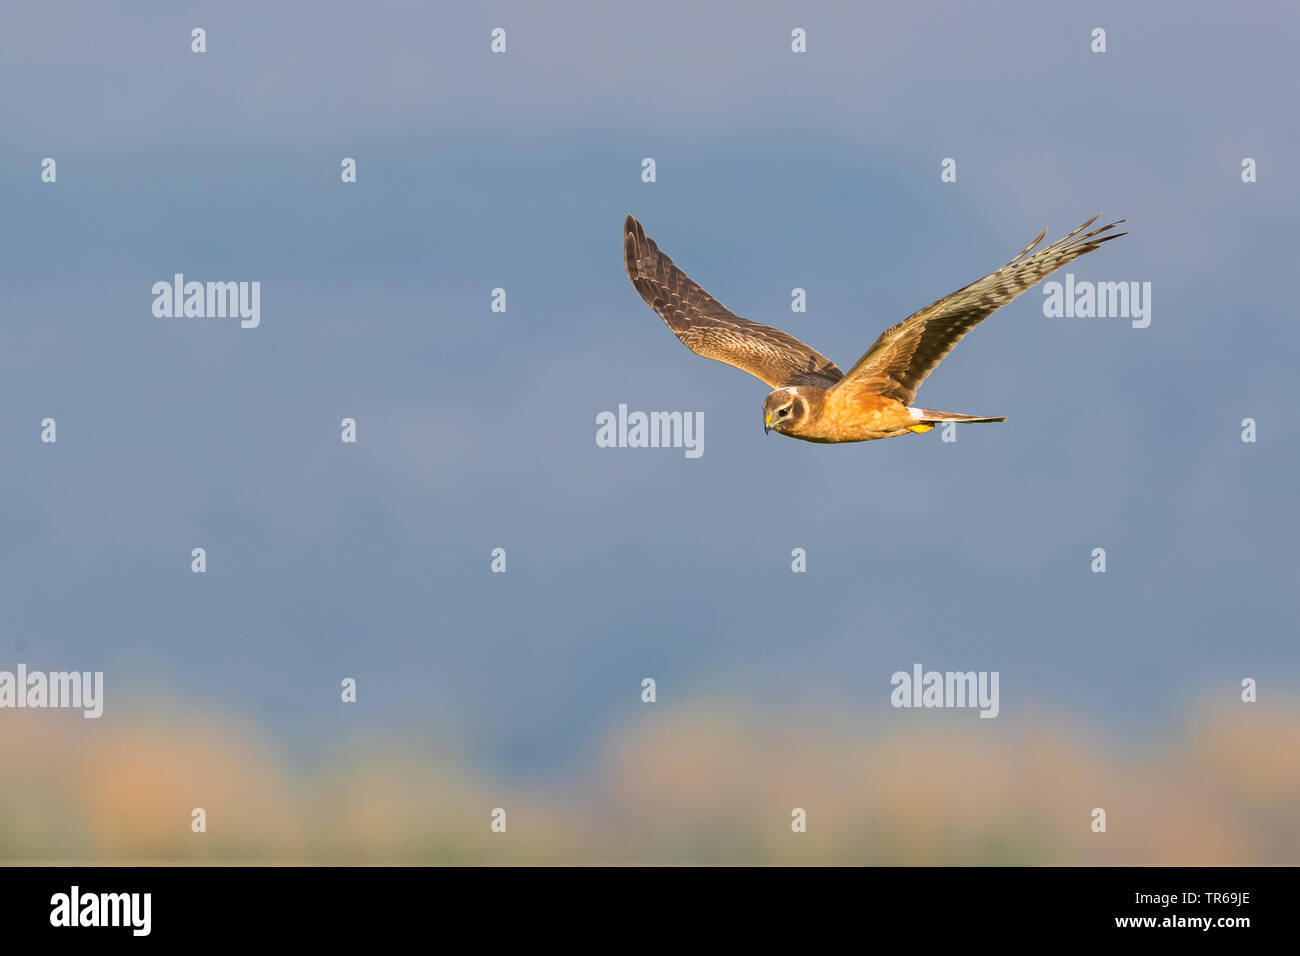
left=624, top=215, right=843, bottom=388
left=833, top=216, right=1127, bottom=405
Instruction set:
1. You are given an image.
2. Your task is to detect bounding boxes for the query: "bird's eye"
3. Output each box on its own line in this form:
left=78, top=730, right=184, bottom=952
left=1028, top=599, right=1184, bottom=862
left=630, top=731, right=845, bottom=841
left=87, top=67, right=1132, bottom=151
left=780, top=407, right=791, bottom=416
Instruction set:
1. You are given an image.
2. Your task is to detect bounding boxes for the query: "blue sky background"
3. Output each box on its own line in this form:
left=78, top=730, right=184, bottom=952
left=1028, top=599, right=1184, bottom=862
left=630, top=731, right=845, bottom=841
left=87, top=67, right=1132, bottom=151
left=2, top=1, right=1297, bottom=781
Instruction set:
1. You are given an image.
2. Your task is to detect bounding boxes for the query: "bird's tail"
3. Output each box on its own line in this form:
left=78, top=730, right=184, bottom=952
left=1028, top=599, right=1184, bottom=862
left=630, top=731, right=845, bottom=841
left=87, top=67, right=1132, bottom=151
left=906, top=408, right=1007, bottom=433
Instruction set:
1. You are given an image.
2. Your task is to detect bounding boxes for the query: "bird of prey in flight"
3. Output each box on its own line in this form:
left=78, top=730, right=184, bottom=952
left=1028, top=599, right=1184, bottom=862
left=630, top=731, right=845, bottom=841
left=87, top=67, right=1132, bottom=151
left=623, top=214, right=1126, bottom=444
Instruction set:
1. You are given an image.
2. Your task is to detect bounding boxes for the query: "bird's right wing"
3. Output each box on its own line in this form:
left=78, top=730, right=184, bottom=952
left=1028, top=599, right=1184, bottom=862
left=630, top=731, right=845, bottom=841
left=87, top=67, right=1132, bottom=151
left=624, top=215, right=843, bottom=388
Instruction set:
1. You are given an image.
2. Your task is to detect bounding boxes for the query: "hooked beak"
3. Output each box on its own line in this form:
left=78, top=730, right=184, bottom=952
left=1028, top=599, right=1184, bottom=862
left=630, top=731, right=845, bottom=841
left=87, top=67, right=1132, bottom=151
left=764, top=413, right=772, bottom=435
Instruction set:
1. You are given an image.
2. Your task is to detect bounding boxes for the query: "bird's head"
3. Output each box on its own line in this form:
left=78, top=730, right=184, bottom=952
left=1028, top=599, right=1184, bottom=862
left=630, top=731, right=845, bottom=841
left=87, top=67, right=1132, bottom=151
left=763, top=387, right=808, bottom=435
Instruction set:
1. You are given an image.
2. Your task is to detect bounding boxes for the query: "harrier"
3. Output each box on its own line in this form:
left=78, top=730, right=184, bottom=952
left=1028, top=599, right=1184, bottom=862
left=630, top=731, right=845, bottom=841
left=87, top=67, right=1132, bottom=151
left=624, top=213, right=1126, bottom=443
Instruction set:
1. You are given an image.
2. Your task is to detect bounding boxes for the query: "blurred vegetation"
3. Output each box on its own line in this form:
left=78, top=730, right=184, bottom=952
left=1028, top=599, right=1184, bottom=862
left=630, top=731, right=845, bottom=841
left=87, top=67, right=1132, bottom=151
left=2, top=699, right=1296, bottom=864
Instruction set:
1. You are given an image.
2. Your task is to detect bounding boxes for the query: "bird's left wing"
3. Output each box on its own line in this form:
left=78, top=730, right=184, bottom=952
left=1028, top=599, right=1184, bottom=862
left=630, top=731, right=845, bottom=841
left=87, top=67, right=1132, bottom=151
left=832, top=216, right=1127, bottom=405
